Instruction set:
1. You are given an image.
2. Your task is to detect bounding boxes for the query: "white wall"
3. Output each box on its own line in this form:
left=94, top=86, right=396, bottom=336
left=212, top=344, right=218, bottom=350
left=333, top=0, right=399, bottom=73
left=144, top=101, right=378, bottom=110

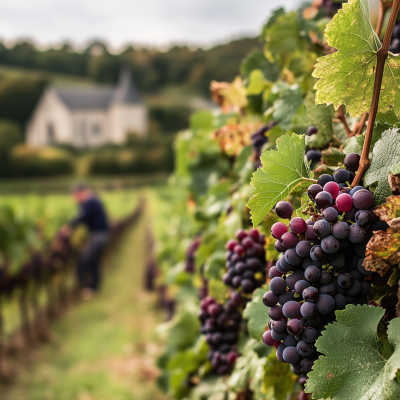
left=26, top=88, right=73, bottom=146
left=108, top=104, right=147, bottom=144
left=71, top=109, right=109, bottom=148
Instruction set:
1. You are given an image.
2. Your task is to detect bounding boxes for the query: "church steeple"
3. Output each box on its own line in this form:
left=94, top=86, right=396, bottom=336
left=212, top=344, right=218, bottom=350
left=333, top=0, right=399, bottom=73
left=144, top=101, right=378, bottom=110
left=111, top=66, right=142, bottom=104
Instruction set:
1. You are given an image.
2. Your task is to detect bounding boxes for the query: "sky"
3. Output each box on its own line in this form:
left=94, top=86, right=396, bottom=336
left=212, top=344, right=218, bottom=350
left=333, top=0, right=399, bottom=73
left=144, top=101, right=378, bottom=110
left=0, top=0, right=302, bottom=50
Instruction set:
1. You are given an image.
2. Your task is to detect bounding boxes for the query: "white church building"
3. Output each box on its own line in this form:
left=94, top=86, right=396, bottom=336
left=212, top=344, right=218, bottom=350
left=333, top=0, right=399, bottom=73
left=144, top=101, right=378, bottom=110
left=26, top=69, right=147, bottom=148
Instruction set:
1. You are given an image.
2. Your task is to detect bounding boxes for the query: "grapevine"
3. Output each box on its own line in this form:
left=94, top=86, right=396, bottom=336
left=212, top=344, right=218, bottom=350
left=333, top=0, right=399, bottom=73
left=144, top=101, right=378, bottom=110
left=154, top=0, right=400, bottom=399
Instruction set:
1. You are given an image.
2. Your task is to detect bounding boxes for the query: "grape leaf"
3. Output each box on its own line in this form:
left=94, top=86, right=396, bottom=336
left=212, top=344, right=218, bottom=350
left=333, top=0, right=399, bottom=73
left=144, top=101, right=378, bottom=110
left=247, top=69, right=272, bottom=96
left=364, top=128, right=400, bottom=205
left=241, top=50, right=279, bottom=82
left=343, top=136, right=363, bottom=155
left=374, top=195, right=400, bottom=222
left=243, top=286, right=269, bottom=339
left=247, top=133, right=314, bottom=227
left=321, top=147, right=345, bottom=166
left=292, top=93, right=335, bottom=148
left=313, top=0, right=400, bottom=117
left=392, top=163, right=400, bottom=176
left=306, top=305, right=400, bottom=400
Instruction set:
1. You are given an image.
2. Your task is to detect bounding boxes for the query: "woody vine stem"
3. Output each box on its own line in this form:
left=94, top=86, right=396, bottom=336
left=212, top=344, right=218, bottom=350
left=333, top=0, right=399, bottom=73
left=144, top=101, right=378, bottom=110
left=352, top=0, right=400, bottom=188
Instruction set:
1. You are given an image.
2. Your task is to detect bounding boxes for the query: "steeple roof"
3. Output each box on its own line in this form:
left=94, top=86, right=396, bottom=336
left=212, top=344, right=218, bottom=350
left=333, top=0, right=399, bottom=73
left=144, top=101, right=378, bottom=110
left=111, top=67, right=142, bottom=104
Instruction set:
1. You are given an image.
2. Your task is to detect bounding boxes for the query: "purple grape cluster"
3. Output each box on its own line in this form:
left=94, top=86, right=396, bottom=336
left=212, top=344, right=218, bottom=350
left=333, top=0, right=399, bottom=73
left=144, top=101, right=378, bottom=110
left=198, top=296, right=240, bottom=375
left=263, top=154, right=388, bottom=376
left=223, top=229, right=266, bottom=297
left=185, top=237, right=201, bottom=273
left=390, top=21, right=400, bottom=54
left=320, top=0, right=344, bottom=17
left=251, top=123, right=275, bottom=167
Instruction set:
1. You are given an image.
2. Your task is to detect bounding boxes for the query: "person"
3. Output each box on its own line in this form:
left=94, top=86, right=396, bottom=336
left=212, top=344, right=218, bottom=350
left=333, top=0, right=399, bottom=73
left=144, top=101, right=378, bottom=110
left=64, top=184, right=110, bottom=300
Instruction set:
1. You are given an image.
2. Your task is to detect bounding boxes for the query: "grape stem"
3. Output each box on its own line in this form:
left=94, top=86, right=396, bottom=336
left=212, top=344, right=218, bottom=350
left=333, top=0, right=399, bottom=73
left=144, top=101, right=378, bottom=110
left=348, top=1, right=390, bottom=138
left=351, top=0, right=400, bottom=188
left=336, top=106, right=352, bottom=136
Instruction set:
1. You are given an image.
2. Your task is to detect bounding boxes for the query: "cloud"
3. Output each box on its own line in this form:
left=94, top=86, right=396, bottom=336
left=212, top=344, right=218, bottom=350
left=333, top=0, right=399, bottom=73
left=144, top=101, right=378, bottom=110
left=0, top=0, right=301, bottom=49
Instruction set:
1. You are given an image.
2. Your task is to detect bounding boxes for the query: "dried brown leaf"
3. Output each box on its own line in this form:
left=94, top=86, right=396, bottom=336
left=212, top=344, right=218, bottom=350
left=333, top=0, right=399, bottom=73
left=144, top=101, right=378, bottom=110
left=373, top=195, right=400, bottom=222
left=389, top=173, right=400, bottom=195
left=364, top=228, right=400, bottom=276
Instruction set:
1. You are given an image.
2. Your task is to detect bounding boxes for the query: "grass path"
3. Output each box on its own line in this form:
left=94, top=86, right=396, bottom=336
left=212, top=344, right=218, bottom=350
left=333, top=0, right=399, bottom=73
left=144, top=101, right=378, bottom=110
left=1, top=213, right=169, bottom=400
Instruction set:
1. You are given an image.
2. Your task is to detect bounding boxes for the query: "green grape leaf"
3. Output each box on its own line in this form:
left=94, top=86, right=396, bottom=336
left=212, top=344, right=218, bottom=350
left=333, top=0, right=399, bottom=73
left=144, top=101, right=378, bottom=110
left=247, top=69, right=272, bottom=96
left=364, top=128, right=400, bottom=205
left=391, top=163, right=400, bottom=176
left=343, top=135, right=363, bottom=155
left=292, top=93, right=335, bottom=148
left=241, top=50, right=279, bottom=82
left=322, top=147, right=345, bottom=166
left=243, top=286, right=269, bottom=339
left=270, top=84, right=303, bottom=131
left=306, top=305, right=400, bottom=400
left=313, top=0, right=400, bottom=117
left=247, top=133, right=314, bottom=227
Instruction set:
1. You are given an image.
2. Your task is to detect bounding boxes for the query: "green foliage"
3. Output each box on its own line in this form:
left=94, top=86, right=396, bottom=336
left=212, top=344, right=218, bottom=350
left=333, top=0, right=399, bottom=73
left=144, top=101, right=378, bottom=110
left=243, top=286, right=269, bottom=339
left=364, top=128, right=400, bottom=205
left=313, top=0, right=400, bottom=117
left=307, top=305, right=400, bottom=400
left=247, top=133, right=313, bottom=227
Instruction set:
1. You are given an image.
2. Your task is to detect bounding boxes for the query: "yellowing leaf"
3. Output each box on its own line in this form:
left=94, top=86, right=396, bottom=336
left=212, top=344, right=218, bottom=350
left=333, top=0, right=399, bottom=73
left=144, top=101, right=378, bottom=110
left=313, top=0, right=400, bottom=117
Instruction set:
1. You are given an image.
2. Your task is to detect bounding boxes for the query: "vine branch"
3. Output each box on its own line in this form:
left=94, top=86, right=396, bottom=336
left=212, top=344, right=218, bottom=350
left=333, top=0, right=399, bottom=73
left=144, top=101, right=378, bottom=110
left=336, top=106, right=352, bottom=136
left=352, top=0, right=400, bottom=187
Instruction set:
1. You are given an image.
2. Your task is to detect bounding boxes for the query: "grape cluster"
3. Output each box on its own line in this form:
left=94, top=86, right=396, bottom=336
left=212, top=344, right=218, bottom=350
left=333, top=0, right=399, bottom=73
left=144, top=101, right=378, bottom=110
left=251, top=123, right=275, bottom=168
left=223, top=229, right=266, bottom=297
left=320, top=0, right=344, bottom=17
left=198, top=296, right=240, bottom=375
left=185, top=237, right=201, bottom=273
left=390, top=21, right=400, bottom=54
left=262, top=153, right=388, bottom=376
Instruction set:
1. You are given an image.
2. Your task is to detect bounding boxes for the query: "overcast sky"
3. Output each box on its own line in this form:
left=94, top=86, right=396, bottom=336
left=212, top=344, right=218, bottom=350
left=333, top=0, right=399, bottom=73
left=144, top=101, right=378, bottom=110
left=0, top=0, right=302, bottom=50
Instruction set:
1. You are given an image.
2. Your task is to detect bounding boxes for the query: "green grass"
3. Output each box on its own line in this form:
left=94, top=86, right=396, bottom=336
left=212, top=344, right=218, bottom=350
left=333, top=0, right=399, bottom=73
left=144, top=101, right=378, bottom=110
left=1, top=210, right=170, bottom=400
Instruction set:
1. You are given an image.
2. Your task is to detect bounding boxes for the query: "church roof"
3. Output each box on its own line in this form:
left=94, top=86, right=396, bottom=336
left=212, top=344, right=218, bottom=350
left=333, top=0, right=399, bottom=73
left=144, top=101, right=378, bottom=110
left=55, top=68, right=142, bottom=110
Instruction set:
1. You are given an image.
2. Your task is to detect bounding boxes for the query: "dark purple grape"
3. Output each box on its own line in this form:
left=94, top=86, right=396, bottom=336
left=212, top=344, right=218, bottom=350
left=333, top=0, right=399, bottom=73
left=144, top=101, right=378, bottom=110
left=321, top=235, right=340, bottom=254
left=272, top=319, right=287, bottom=333
left=280, top=232, right=299, bottom=249
left=231, top=276, right=241, bottom=288
left=296, top=340, right=314, bottom=357
left=334, top=293, right=346, bottom=310
left=308, top=184, right=323, bottom=202
left=307, top=126, right=319, bottom=135
left=242, top=236, right=254, bottom=249
left=241, top=279, right=255, bottom=293
left=318, top=174, right=333, bottom=187
left=279, top=290, right=295, bottom=305
left=300, top=302, right=318, bottom=319
left=295, top=280, right=310, bottom=295
left=269, top=305, right=284, bottom=320
left=333, top=168, right=350, bottom=183
left=349, top=186, right=365, bottom=196
left=348, top=224, right=366, bottom=243
left=360, top=280, right=372, bottom=295
left=310, top=245, right=326, bottom=262
left=286, top=270, right=304, bottom=289
left=276, top=349, right=285, bottom=363
left=352, top=189, right=374, bottom=210
left=277, top=343, right=286, bottom=356
left=285, top=248, right=303, bottom=266
left=263, top=291, right=279, bottom=307
left=322, top=207, right=338, bottom=222
left=316, top=294, right=335, bottom=314
left=300, top=358, right=314, bottom=373
left=319, top=283, right=336, bottom=296
left=337, top=273, right=354, bottom=289
left=271, top=222, right=288, bottom=239
left=234, top=261, right=246, bottom=274
left=275, top=240, right=287, bottom=252
left=275, top=201, right=294, bottom=219
left=271, top=329, right=288, bottom=341
left=246, top=258, right=262, bottom=270
left=269, top=266, right=283, bottom=279
left=282, top=301, right=301, bottom=318
left=306, top=225, right=318, bottom=240
left=270, top=277, right=287, bottom=295
left=344, top=207, right=357, bottom=220
left=235, top=229, right=247, bottom=240
left=346, top=280, right=361, bottom=296
left=222, top=274, right=232, bottom=285
left=332, top=221, right=349, bottom=239
left=263, top=331, right=277, bottom=346
left=282, top=346, right=300, bottom=363
left=306, top=150, right=322, bottom=162
left=315, top=191, right=333, bottom=209
left=302, top=327, right=318, bottom=343
left=313, top=219, right=332, bottom=238
left=302, top=286, right=319, bottom=302
left=296, top=241, right=312, bottom=258
left=305, top=265, right=321, bottom=282
left=287, top=319, right=304, bottom=336
left=319, top=270, right=332, bottom=285
left=344, top=153, right=360, bottom=171
left=283, top=335, right=298, bottom=347
left=350, top=269, right=364, bottom=281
